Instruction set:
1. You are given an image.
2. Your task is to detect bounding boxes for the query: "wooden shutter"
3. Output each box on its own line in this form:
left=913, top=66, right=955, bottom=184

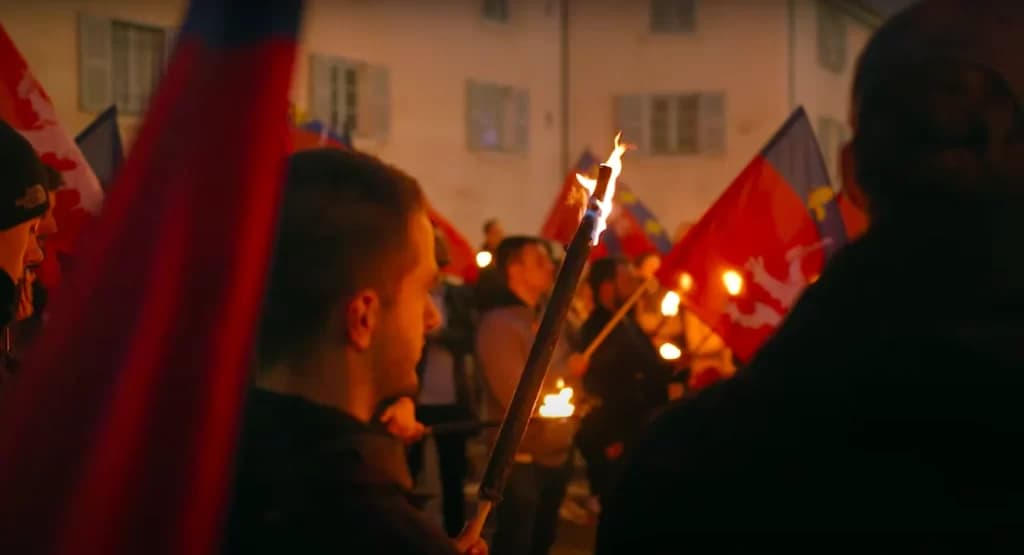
left=359, top=64, right=390, bottom=142
left=79, top=14, right=113, bottom=112
left=698, top=92, right=725, bottom=155
left=308, top=54, right=334, bottom=128
left=512, top=89, right=529, bottom=153
left=614, top=94, right=649, bottom=154
left=163, top=26, right=178, bottom=68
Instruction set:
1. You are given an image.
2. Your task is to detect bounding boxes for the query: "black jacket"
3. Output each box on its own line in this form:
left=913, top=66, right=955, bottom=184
left=598, top=195, right=1024, bottom=552
left=578, top=305, right=671, bottom=448
left=222, top=389, right=459, bottom=555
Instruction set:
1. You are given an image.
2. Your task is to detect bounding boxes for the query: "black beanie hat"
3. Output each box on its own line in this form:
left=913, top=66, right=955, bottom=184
left=0, top=119, right=50, bottom=230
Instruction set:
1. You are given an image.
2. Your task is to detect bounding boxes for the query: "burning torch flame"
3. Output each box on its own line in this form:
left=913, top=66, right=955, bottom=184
left=538, top=380, right=575, bottom=419
left=679, top=272, right=694, bottom=292
left=575, top=132, right=630, bottom=245
left=476, top=251, right=493, bottom=268
left=660, top=290, right=681, bottom=317
left=659, top=342, right=683, bottom=361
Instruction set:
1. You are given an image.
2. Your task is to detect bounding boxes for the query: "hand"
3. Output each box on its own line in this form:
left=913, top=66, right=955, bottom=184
left=379, top=397, right=425, bottom=444
left=568, top=353, right=589, bottom=378
left=453, top=530, right=488, bottom=555
left=604, top=441, right=625, bottom=460
left=0, top=219, right=38, bottom=284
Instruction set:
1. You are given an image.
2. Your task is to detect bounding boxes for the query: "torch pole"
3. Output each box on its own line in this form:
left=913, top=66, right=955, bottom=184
left=463, top=165, right=612, bottom=540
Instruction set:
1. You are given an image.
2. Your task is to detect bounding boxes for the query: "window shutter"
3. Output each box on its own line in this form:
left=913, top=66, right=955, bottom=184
left=697, top=92, right=725, bottom=155
left=163, top=27, right=178, bottom=68
left=358, top=65, right=390, bottom=142
left=512, top=89, right=529, bottom=153
left=466, top=81, right=483, bottom=150
left=614, top=95, right=648, bottom=154
left=79, top=14, right=113, bottom=112
left=308, top=54, right=333, bottom=128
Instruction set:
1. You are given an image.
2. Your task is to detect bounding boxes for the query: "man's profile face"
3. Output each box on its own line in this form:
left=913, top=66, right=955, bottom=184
left=516, top=242, right=555, bottom=295
left=613, top=263, right=638, bottom=306
left=371, top=210, right=441, bottom=400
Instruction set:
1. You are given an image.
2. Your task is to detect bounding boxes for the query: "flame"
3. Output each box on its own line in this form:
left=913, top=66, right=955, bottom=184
left=475, top=251, right=493, bottom=268
left=538, top=384, right=575, bottom=419
left=575, top=132, right=630, bottom=245
left=678, top=272, right=694, bottom=292
left=659, top=342, right=683, bottom=361
left=722, top=270, right=744, bottom=296
left=660, top=290, right=681, bottom=317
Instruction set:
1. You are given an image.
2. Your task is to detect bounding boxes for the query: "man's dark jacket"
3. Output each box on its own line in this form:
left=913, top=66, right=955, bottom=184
left=597, top=196, right=1024, bottom=553
left=222, top=389, right=459, bottom=554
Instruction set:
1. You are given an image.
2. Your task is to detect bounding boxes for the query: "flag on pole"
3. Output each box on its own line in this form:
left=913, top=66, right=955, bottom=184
left=75, top=105, right=124, bottom=191
left=656, top=107, right=851, bottom=361
left=838, top=140, right=868, bottom=239
left=0, top=2, right=304, bottom=555
left=541, top=149, right=672, bottom=260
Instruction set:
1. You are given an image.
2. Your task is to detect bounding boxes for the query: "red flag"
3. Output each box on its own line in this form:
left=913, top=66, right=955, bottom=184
left=0, top=2, right=304, bottom=554
left=838, top=140, right=869, bottom=239
left=0, top=25, right=105, bottom=288
left=657, top=108, right=851, bottom=361
left=540, top=151, right=597, bottom=245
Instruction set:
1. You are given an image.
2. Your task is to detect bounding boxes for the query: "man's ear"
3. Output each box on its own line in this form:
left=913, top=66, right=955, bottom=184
left=345, top=290, right=380, bottom=351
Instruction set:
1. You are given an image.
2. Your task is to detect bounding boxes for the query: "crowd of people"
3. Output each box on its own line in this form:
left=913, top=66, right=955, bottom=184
left=1, top=0, right=1023, bottom=553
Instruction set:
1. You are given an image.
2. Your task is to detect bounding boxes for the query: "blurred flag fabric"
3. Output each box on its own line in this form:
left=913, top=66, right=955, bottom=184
left=0, top=25, right=106, bottom=289
left=75, top=105, right=124, bottom=191
left=290, top=118, right=479, bottom=283
left=541, top=149, right=672, bottom=260
left=0, top=2, right=304, bottom=555
left=838, top=140, right=869, bottom=239
left=656, top=107, right=852, bottom=361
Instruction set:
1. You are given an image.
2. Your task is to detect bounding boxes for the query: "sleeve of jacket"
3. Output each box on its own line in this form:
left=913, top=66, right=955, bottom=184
left=476, top=311, right=530, bottom=413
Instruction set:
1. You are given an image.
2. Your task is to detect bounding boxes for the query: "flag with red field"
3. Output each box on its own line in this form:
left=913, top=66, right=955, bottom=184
left=657, top=107, right=851, bottom=361
left=541, top=149, right=672, bottom=259
left=0, top=2, right=304, bottom=554
left=290, top=119, right=478, bottom=283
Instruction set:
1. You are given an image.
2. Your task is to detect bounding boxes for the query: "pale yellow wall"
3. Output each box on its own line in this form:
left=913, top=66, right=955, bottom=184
left=567, top=0, right=791, bottom=233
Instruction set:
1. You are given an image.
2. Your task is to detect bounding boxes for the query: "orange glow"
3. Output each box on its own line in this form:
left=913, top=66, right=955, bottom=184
left=575, top=132, right=630, bottom=245
left=660, top=290, right=681, bottom=317
left=722, top=270, right=744, bottom=296
left=538, top=382, right=575, bottom=419
left=475, top=251, right=493, bottom=268
left=659, top=342, right=682, bottom=361
left=678, top=272, right=694, bottom=292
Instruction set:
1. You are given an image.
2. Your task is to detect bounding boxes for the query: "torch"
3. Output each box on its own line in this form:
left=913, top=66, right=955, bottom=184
left=463, top=134, right=628, bottom=539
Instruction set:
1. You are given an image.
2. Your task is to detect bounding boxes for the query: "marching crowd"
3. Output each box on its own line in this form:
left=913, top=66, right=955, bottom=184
left=1, top=1, right=1023, bottom=553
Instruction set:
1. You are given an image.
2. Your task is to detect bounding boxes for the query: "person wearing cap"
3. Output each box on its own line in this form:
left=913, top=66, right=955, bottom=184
left=0, top=120, right=49, bottom=328
left=597, top=0, right=1024, bottom=550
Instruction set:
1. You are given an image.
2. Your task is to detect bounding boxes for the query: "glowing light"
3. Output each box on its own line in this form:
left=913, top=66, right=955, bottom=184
left=575, top=132, right=630, bottom=245
left=538, top=385, right=575, bottom=419
left=678, top=272, right=694, bottom=292
left=659, top=342, right=682, bottom=361
left=660, top=290, right=681, bottom=317
left=475, top=251, right=493, bottom=268
left=722, top=270, right=744, bottom=296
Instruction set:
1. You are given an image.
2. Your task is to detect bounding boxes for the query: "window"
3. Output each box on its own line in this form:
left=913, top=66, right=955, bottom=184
left=816, top=1, right=847, bottom=73
left=651, top=0, right=696, bottom=33
left=483, top=0, right=509, bottom=23
left=78, top=14, right=175, bottom=114
left=817, top=116, right=851, bottom=184
left=615, top=93, right=725, bottom=156
left=308, top=55, right=390, bottom=141
left=466, top=81, right=529, bottom=153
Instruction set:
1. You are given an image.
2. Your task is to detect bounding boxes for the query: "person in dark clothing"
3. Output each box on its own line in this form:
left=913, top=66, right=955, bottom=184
left=576, top=257, right=671, bottom=502
left=597, top=1, right=1024, bottom=552
left=223, top=148, right=486, bottom=555
left=409, top=228, right=479, bottom=537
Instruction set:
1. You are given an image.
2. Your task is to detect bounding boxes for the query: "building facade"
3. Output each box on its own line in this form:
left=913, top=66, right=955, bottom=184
left=1, top=0, right=880, bottom=242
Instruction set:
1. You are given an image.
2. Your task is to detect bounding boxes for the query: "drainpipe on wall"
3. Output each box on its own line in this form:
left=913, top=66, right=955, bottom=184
left=788, top=0, right=798, bottom=112
left=560, top=0, right=570, bottom=172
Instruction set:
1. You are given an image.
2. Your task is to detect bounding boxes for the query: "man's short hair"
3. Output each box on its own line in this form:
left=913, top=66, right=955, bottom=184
left=258, top=148, right=426, bottom=365
left=42, top=164, right=63, bottom=192
left=588, top=256, right=628, bottom=294
left=495, top=235, right=547, bottom=278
